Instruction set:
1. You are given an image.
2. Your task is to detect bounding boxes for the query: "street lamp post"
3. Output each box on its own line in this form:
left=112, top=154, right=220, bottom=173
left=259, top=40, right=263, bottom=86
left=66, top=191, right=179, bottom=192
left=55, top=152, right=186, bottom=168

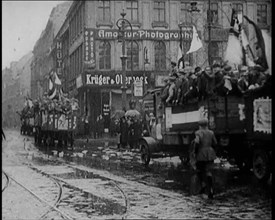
left=116, top=11, right=133, bottom=110
left=143, top=47, right=149, bottom=96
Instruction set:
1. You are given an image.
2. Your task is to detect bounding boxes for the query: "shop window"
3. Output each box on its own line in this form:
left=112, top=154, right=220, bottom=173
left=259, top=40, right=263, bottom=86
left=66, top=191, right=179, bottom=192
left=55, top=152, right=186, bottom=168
left=126, top=41, right=139, bottom=70
left=126, top=0, right=138, bottom=22
left=98, top=0, right=111, bottom=22
left=154, top=1, right=165, bottom=22
left=155, top=41, right=166, bottom=70
left=99, top=41, right=111, bottom=70
left=257, top=4, right=267, bottom=25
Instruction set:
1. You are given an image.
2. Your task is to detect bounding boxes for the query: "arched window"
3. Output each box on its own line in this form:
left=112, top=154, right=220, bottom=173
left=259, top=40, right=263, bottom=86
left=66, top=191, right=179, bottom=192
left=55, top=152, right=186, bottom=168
left=126, top=41, right=139, bottom=70
left=99, top=41, right=111, bottom=69
left=155, top=41, right=166, bottom=70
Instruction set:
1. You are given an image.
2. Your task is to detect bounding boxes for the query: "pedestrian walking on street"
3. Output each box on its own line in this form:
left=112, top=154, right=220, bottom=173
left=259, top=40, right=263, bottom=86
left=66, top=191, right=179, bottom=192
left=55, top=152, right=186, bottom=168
left=192, top=118, right=217, bottom=199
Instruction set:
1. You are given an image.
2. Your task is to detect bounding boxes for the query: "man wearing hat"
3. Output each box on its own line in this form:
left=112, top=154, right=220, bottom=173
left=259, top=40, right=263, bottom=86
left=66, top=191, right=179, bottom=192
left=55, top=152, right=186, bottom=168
left=170, top=61, right=178, bottom=75
left=192, top=118, right=217, bottom=199
left=160, top=77, right=170, bottom=107
left=249, top=65, right=266, bottom=89
left=166, top=74, right=177, bottom=104
left=212, top=63, right=225, bottom=96
left=175, top=69, right=189, bottom=105
left=237, top=67, right=250, bottom=94
left=197, top=67, right=208, bottom=100
left=204, top=66, right=215, bottom=97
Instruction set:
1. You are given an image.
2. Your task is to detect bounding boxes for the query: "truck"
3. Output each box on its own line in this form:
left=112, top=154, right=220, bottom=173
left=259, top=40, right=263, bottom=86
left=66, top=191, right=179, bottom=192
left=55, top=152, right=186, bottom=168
left=139, top=77, right=272, bottom=181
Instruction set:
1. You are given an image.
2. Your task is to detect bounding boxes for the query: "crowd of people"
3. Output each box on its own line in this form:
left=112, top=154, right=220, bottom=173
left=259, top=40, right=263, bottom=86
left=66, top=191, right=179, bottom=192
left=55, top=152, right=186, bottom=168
left=160, top=61, right=271, bottom=107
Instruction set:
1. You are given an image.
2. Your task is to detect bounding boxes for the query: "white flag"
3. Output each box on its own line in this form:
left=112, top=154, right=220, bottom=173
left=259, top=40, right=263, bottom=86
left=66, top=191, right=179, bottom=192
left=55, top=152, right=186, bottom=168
left=186, top=26, right=203, bottom=54
left=54, top=72, right=62, bottom=85
left=49, top=78, right=53, bottom=90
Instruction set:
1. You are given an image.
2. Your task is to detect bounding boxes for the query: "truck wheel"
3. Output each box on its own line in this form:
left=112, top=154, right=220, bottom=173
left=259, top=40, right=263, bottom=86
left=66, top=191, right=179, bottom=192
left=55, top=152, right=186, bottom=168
left=253, top=150, right=270, bottom=181
left=140, top=141, right=151, bottom=166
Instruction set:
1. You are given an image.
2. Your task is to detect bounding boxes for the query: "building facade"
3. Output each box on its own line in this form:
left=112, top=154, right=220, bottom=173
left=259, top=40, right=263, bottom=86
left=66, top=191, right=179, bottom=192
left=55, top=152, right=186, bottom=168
left=32, top=0, right=271, bottom=133
left=62, top=0, right=271, bottom=132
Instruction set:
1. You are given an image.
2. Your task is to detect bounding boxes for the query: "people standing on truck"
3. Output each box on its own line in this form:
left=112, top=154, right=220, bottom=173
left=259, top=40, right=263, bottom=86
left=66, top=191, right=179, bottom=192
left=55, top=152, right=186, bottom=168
left=165, top=74, right=177, bottom=105
left=160, top=77, right=170, bottom=108
left=196, top=67, right=208, bottom=101
left=176, top=69, right=189, bottom=105
left=170, top=61, right=178, bottom=75
left=248, top=65, right=266, bottom=90
left=193, top=118, right=217, bottom=199
left=204, top=66, right=215, bottom=97
left=212, top=63, right=226, bottom=96
left=185, top=67, right=199, bottom=102
left=237, top=68, right=250, bottom=94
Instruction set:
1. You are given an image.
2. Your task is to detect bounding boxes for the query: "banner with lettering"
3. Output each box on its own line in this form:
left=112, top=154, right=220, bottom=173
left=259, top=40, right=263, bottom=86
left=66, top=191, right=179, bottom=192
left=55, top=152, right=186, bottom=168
left=85, top=71, right=150, bottom=87
left=86, top=28, right=193, bottom=41
left=56, top=40, right=63, bottom=76
left=84, top=28, right=96, bottom=68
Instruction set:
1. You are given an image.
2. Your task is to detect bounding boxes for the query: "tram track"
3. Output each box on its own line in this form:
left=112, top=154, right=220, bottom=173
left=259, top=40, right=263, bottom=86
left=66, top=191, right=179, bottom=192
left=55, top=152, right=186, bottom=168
left=2, top=170, right=10, bottom=192
left=2, top=169, right=74, bottom=220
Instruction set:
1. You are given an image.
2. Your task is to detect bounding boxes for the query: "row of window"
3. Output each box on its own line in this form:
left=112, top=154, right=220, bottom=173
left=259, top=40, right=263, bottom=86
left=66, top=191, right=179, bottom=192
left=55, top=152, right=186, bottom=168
left=70, top=44, right=83, bottom=79
left=97, top=0, right=268, bottom=25
left=69, top=2, right=85, bottom=45
left=68, top=40, right=194, bottom=73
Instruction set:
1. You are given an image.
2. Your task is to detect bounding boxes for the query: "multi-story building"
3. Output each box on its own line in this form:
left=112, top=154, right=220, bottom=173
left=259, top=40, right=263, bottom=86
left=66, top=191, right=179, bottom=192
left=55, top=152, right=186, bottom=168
left=31, top=1, right=72, bottom=100
left=63, top=0, right=271, bottom=132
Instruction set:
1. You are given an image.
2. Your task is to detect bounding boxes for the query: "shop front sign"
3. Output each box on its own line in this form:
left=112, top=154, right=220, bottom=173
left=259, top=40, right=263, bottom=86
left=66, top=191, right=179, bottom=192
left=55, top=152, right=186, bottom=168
left=87, top=28, right=193, bottom=41
left=86, top=72, right=149, bottom=87
left=56, top=40, right=62, bottom=76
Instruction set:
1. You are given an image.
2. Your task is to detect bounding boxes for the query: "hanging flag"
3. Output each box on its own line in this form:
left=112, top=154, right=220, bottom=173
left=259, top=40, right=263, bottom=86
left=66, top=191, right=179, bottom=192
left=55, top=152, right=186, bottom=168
left=48, top=87, right=57, bottom=100
left=224, top=9, right=243, bottom=67
left=49, top=77, right=53, bottom=90
left=243, top=15, right=268, bottom=71
left=186, top=26, right=203, bottom=54
left=54, top=71, right=62, bottom=85
left=177, top=27, right=185, bottom=70
left=261, top=29, right=271, bottom=74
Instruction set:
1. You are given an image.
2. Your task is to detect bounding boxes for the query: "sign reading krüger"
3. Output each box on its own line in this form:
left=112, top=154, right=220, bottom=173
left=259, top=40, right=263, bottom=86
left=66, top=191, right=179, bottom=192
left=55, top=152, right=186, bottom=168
left=92, top=28, right=193, bottom=41
left=86, top=73, right=149, bottom=86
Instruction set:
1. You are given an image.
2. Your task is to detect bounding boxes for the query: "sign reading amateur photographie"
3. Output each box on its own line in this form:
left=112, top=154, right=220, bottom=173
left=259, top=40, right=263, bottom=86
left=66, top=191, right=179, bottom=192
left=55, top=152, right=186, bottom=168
left=85, top=28, right=193, bottom=41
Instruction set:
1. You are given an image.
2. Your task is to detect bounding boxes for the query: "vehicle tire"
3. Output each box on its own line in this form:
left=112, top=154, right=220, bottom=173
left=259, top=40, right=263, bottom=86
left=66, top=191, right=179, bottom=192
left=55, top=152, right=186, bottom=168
left=140, top=140, right=151, bottom=166
left=253, top=150, right=270, bottom=181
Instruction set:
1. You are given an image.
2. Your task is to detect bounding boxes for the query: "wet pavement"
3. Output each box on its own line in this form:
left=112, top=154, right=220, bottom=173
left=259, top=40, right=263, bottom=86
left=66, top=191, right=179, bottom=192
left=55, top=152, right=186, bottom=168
left=2, top=129, right=272, bottom=219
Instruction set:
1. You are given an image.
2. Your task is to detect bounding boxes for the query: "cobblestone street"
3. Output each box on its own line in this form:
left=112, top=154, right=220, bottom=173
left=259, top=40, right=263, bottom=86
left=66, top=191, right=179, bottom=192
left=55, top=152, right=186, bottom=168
left=2, top=129, right=272, bottom=219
